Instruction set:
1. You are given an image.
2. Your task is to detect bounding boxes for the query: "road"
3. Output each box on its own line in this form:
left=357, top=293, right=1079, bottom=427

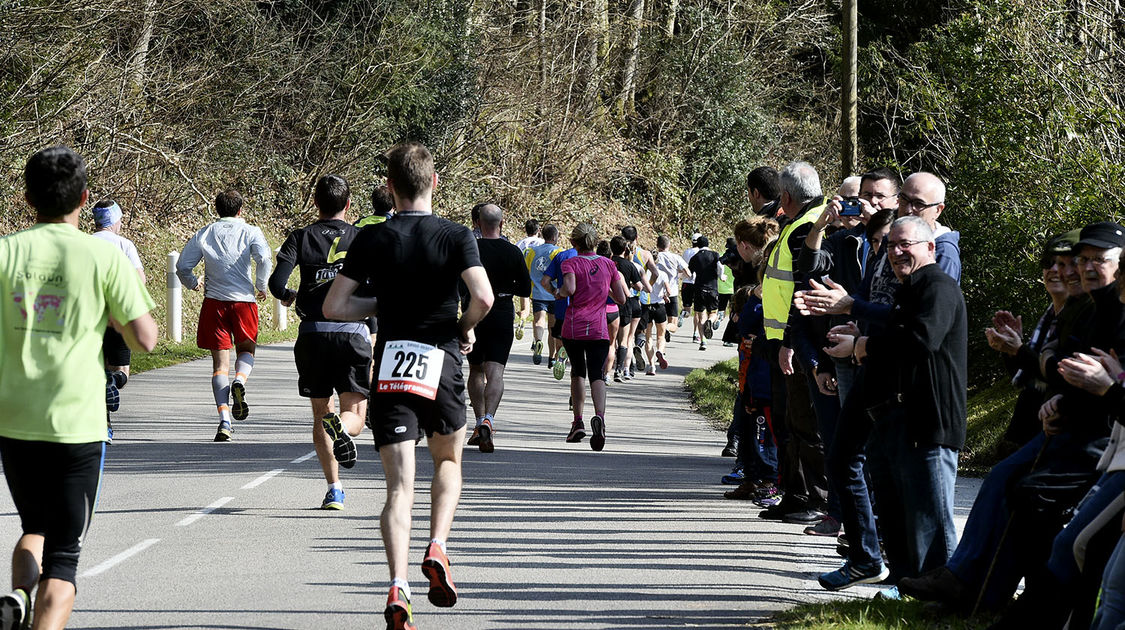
left=0, top=326, right=980, bottom=629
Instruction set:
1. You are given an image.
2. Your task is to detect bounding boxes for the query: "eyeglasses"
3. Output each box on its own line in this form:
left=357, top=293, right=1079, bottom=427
left=1075, top=255, right=1117, bottom=266
left=897, top=194, right=943, bottom=211
left=887, top=239, right=926, bottom=252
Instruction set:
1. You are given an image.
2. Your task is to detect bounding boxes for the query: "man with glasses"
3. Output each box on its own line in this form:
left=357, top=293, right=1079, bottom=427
left=895, top=172, right=960, bottom=282
left=818, top=216, right=967, bottom=590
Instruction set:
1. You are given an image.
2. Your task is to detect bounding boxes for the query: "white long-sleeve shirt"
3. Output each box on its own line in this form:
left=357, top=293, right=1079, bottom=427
left=177, top=217, right=270, bottom=303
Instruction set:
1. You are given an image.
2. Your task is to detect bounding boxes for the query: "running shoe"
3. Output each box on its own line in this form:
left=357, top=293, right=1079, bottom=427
left=558, top=347, right=568, bottom=362
left=0, top=588, right=28, bottom=630
left=321, top=488, right=344, bottom=510
left=477, top=418, right=494, bottom=453
left=634, top=333, right=645, bottom=349
left=632, top=345, right=647, bottom=371
left=645, top=365, right=656, bottom=376
left=723, top=479, right=760, bottom=500
left=565, top=419, right=586, bottom=442
left=422, top=542, right=458, bottom=607
left=621, top=371, right=632, bottom=382
left=514, top=318, right=524, bottom=341
left=105, top=375, right=120, bottom=413
left=752, top=483, right=782, bottom=507
left=665, top=330, right=672, bottom=343
left=106, top=420, right=114, bottom=445
left=677, top=313, right=685, bottom=327
left=655, top=350, right=668, bottom=370
left=692, top=333, right=699, bottom=343
left=721, top=466, right=745, bottom=485
left=532, top=340, right=543, bottom=365
left=723, top=341, right=735, bottom=347
left=613, top=370, right=622, bottom=383
left=552, top=358, right=566, bottom=380
left=590, top=415, right=606, bottom=451
left=568, top=395, right=573, bottom=410
left=703, top=322, right=713, bottom=339
left=467, top=424, right=482, bottom=446
left=214, top=420, right=232, bottom=442
left=818, top=561, right=890, bottom=591
left=230, top=380, right=249, bottom=421
left=384, top=586, right=417, bottom=630
left=322, top=413, right=357, bottom=469
left=873, top=585, right=903, bottom=600
left=699, top=341, right=707, bottom=351
left=547, top=357, right=555, bottom=368
left=712, top=318, right=722, bottom=331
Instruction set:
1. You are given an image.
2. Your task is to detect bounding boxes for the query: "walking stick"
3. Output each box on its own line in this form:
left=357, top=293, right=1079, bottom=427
left=971, top=434, right=1053, bottom=617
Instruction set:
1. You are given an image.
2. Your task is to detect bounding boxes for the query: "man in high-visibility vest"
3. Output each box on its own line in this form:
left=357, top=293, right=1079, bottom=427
left=758, top=161, right=831, bottom=525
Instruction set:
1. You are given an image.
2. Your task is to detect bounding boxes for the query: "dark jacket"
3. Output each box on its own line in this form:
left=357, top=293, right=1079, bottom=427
left=1055, top=281, right=1125, bottom=434
left=863, top=264, right=968, bottom=450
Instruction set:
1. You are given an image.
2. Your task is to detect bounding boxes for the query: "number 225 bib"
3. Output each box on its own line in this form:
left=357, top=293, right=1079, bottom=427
left=377, top=340, right=445, bottom=400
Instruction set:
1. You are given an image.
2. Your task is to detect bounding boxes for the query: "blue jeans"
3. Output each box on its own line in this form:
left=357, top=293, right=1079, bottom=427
left=1091, top=532, right=1125, bottom=630
left=827, top=377, right=881, bottom=569
left=947, top=431, right=1098, bottom=607
left=866, top=409, right=959, bottom=580
left=834, top=359, right=856, bottom=403
left=734, top=393, right=778, bottom=483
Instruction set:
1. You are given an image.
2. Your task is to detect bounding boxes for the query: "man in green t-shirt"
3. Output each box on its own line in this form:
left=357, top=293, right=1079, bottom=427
left=0, top=146, right=157, bottom=629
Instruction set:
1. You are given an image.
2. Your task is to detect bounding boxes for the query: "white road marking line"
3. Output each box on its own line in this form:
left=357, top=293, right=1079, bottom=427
left=176, top=496, right=234, bottom=527
left=242, top=468, right=284, bottom=489
left=290, top=450, right=317, bottom=464
left=79, top=538, right=161, bottom=578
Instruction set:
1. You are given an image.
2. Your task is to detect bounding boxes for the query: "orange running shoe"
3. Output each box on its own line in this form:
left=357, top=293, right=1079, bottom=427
left=421, top=542, right=458, bottom=607
left=384, top=586, right=416, bottom=630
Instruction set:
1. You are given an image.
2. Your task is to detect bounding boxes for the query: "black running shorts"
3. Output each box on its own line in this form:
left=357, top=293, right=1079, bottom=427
left=293, top=325, right=373, bottom=398
left=694, top=289, right=719, bottom=313
left=560, top=338, right=611, bottom=382
left=550, top=317, right=565, bottom=340
left=0, top=438, right=104, bottom=585
left=681, top=284, right=695, bottom=308
left=641, top=303, right=668, bottom=327
left=718, top=293, right=731, bottom=313
left=370, top=339, right=467, bottom=448
left=102, top=327, right=131, bottom=366
left=468, top=310, right=514, bottom=366
left=667, top=296, right=680, bottom=318
left=624, top=296, right=642, bottom=320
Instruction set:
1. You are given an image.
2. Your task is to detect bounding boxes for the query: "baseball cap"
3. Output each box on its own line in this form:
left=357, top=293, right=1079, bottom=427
left=691, top=232, right=703, bottom=246
left=93, top=201, right=122, bottom=228
left=1040, top=229, right=1080, bottom=268
left=1074, top=221, right=1125, bottom=251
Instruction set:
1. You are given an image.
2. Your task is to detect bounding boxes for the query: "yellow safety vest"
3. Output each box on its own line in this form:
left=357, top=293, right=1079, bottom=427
left=763, top=200, right=826, bottom=340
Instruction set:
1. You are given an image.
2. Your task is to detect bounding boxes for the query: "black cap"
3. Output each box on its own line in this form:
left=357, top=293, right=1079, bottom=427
left=1040, top=229, right=1080, bottom=268
left=1075, top=221, right=1125, bottom=251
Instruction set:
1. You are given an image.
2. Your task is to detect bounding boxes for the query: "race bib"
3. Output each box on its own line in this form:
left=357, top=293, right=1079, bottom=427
left=377, top=340, right=445, bottom=400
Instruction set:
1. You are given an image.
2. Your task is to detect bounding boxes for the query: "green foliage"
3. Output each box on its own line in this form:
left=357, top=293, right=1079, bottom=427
left=683, top=358, right=739, bottom=432
left=773, top=597, right=997, bottom=629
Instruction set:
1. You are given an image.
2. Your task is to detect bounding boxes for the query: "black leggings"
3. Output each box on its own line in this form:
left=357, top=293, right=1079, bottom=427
left=561, top=338, right=611, bottom=382
left=0, top=438, right=104, bottom=585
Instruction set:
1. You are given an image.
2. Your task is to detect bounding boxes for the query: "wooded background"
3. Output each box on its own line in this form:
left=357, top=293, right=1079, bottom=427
left=1, top=0, right=1123, bottom=382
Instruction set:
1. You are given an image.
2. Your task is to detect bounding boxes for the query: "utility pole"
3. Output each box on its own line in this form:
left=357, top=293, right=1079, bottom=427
left=841, top=0, right=858, bottom=179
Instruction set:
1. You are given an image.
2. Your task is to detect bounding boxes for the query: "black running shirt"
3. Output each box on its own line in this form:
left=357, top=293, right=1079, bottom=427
left=340, top=211, right=481, bottom=344
left=689, top=248, right=721, bottom=292
left=614, top=256, right=642, bottom=290
left=465, top=238, right=532, bottom=315
left=270, top=219, right=359, bottom=322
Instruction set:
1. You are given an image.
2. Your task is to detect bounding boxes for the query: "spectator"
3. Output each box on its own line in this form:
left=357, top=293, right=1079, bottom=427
left=747, top=166, right=782, bottom=221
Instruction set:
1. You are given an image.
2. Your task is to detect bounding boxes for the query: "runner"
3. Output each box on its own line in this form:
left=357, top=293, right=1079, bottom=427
left=515, top=218, right=543, bottom=252
left=688, top=235, right=724, bottom=350
left=355, top=184, right=394, bottom=228
left=0, top=146, right=157, bottom=629
left=464, top=204, right=532, bottom=453
left=525, top=225, right=563, bottom=366
left=654, top=235, right=691, bottom=344
left=541, top=238, right=578, bottom=379
left=268, top=174, right=371, bottom=510
left=323, top=142, right=493, bottom=630
left=596, top=240, right=624, bottom=379
left=176, top=189, right=272, bottom=441
left=557, top=223, right=628, bottom=449
left=681, top=232, right=702, bottom=335
left=622, top=226, right=661, bottom=372
left=91, top=199, right=147, bottom=441
left=610, top=236, right=649, bottom=381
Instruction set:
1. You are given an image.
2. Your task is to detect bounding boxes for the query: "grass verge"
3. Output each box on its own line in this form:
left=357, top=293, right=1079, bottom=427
left=683, top=358, right=739, bottom=432
left=771, top=598, right=998, bottom=629
left=130, top=328, right=298, bottom=374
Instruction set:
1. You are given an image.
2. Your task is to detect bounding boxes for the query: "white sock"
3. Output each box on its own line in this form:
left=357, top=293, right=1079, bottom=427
left=391, top=578, right=410, bottom=599
left=234, top=352, right=254, bottom=384
left=328, top=482, right=342, bottom=491
left=430, top=538, right=446, bottom=554
left=212, top=372, right=230, bottom=409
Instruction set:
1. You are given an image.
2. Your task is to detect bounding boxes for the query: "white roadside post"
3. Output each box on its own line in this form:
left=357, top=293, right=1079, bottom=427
left=166, top=251, right=182, bottom=342
left=273, top=247, right=287, bottom=331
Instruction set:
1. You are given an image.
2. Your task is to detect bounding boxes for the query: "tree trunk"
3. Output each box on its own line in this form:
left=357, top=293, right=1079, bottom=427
left=663, top=0, right=677, bottom=39
left=841, top=0, right=858, bottom=179
left=129, top=0, right=158, bottom=91
left=618, top=0, right=644, bottom=117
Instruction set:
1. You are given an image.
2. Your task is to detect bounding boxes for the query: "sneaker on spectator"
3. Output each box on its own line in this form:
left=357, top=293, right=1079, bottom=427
left=751, top=482, right=781, bottom=505
left=897, top=566, right=966, bottom=604
left=723, top=479, right=760, bottom=500
left=804, top=516, right=841, bottom=536
left=758, top=499, right=803, bottom=520
left=873, top=585, right=903, bottom=601
left=818, top=561, right=890, bottom=591
left=721, top=466, right=744, bottom=485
